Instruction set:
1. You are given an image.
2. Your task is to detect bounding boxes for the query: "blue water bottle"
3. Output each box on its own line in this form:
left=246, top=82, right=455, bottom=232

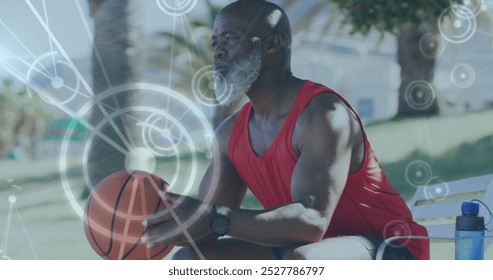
left=455, top=201, right=485, bottom=260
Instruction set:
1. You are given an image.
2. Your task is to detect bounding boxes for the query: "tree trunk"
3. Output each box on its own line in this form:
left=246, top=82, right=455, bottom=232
left=87, top=0, right=141, bottom=189
left=397, top=23, right=440, bottom=117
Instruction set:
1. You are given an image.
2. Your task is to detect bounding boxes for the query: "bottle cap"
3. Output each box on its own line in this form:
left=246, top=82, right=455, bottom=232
left=462, top=201, right=479, bottom=214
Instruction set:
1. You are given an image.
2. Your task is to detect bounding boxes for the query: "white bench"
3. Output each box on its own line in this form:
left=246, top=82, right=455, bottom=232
left=376, top=173, right=493, bottom=259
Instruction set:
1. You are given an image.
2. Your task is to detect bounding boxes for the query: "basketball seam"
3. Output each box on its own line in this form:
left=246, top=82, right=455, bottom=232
left=102, top=170, right=139, bottom=258
left=121, top=173, right=166, bottom=260
left=86, top=190, right=106, bottom=256
left=151, top=245, right=171, bottom=259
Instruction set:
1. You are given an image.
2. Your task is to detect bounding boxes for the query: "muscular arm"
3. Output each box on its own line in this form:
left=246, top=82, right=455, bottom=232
left=225, top=94, right=354, bottom=246
left=144, top=95, right=358, bottom=248
left=198, top=114, right=247, bottom=208
left=187, top=114, right=248, bottom=245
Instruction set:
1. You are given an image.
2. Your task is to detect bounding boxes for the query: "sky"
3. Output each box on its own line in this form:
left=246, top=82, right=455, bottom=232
left=0, top=0, right=216, bottom=60
left=0, top=0, right=246, bottom=85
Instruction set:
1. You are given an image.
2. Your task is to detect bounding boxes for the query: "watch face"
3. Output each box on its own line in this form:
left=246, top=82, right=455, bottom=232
left=212, top=216, right=230, bottom=236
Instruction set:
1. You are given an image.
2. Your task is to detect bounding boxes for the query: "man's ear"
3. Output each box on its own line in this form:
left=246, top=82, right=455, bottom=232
left=266, top=33, right=284, bottom=54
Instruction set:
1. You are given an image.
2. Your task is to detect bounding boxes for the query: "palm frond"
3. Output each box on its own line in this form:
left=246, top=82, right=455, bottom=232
left=159, top=31, right=211, bottom=64
left=205, top=0, right=222, bottom=26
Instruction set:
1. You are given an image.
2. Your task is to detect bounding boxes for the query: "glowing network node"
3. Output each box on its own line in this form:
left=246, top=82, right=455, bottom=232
left=192, top=65, right=234, bottom=107
left=156, top=0, right=197, bottom=16
left=405, top=160, right=433, bottom=188
left=404, top=81, right=436, bottom=111
left=451, top=63, right=476, bottom=88
left=439, top=5, right=477, bottom=44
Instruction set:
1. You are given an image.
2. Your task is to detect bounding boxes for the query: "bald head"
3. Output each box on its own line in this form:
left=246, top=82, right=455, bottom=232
left=217, top=0, right=292, bottom=46
left=211, top=0, right=293, bottom=94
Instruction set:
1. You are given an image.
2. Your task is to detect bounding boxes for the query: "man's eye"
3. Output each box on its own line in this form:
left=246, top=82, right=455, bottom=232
left=226, top=36, right=237, bottom=41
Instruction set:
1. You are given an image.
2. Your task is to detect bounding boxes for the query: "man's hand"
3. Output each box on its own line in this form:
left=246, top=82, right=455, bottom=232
left=141, top=192, right=215, bottom=248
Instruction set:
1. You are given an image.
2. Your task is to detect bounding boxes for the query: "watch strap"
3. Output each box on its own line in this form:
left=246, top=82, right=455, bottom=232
left=214, top=204, right=228, bottom=218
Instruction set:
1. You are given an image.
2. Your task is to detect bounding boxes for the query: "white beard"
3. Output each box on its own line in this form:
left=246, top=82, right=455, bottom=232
left=213, top=45, right=262, bottom=106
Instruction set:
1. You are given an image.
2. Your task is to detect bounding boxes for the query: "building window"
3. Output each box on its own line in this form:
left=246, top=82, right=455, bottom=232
left=357, top=98, right=374, bottom=120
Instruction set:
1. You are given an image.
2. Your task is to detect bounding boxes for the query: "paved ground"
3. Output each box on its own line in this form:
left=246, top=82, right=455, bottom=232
left=0, top=159, right=92, bottom=259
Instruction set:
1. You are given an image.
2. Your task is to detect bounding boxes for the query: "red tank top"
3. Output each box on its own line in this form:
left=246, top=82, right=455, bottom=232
left=228, top=80, right=429, bottom=259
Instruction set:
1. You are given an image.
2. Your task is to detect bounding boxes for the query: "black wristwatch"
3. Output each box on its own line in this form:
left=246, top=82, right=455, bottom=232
left=210, top=205, right=230, bottom=237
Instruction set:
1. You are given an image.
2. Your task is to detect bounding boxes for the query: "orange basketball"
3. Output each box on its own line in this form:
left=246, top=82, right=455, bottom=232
left=83, top=170, right=174, bottom=260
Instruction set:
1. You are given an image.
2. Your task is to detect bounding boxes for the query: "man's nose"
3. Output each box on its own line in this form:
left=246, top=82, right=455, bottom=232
left=213, top=44, right=226, bottom=59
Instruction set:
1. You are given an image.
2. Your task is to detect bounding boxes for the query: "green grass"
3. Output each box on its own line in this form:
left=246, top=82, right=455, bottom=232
left=366, top=109, right=493, bottom=200
left=1, top=109, right=492, bottom=259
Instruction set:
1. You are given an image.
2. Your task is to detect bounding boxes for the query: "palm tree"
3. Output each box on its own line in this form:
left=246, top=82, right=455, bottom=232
left=86, top=0, right=142, bottom=188
left=396, top=22, right=439, bottom=116
left=276, top=0, right=490, bottom=118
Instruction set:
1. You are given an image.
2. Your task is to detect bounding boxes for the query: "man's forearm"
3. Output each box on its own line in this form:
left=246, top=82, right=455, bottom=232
left=225, top=203, right=328, bottom=247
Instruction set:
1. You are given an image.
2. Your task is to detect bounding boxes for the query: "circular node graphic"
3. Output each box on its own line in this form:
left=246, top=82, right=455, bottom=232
left=451, top=63, right=476, bottom=88
left=156, top=0, right=197, bottom=16
left=27, top=51, right=81, bottom=105
left=419, top=33, right=445, bottom=58
left=383, top=220, right=413, bottom=249
left=8, top=195, right=16, bottom=204
left=192, top=66, right=233, bottom=106
left=423, top=177, right=450, bottom=202
left=439, top=6, right=477, bottom=44
left=139, top=113, right=184, bottom=157
left=451, top=0, right=485, bottom=16
left=50, top=76, right=64, bottom=89
left=404, top=81, right=436, bottom=111
left=60, top=83, right=219, bottom=244
left=405, top=160, right=433, bottom=188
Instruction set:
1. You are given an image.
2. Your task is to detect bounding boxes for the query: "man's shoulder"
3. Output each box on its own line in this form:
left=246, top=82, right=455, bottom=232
left=295, top=90, right=362, bottom=141
left=297, top=80, right=353, bottom=116
left=298, top=92, right=354, bottom=130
